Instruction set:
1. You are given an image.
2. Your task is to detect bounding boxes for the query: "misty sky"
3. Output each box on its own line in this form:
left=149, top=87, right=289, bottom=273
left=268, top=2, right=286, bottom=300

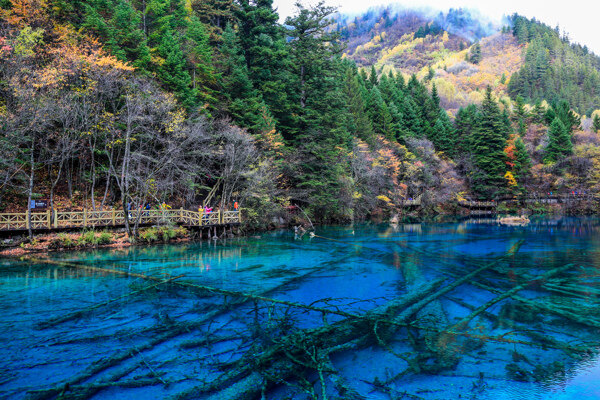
left=273, top=0, right=600, bottom=55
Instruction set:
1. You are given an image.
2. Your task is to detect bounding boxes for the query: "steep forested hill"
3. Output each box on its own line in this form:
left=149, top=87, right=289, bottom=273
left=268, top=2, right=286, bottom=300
left=1, top=1, right=600, bottom=236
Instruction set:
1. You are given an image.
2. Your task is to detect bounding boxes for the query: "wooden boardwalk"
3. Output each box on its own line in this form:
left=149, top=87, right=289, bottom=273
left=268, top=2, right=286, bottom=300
left=459, top=193, right=594, bottom=211
left=0, top=209, right=241, bottom=233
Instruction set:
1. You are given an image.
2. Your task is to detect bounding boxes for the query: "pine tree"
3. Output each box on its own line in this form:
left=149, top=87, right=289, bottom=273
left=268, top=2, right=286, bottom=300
left=343, top=67, right=374, bottom=142
left=110, top=0, right=151, bottom=70
left=369, top=65, right=378, bottom=87
left=513, top=137, right=531, bottom=190
left=236, top=0, right=292, bottom=135
left=217, top=24, right=265, bottom=130
left=469, top=41, right=482, bottom=64
left=454, top=104, right=478, bottom=155
left=593, top=114, right=600, bottom=133
left=402, top=95, right=423, bottom=138
left=191, top=0, right=237, bottom=44
left=157, top=29, right=196, bottom=109
left=545, top=100, right=580, bottom=134
left=470, top=87, right=508, bottom=197
left=184, top=16, right=218, bottom=108
left=545, top=117, right=573, bottom=162
left=367, top=87, right=393, bottom=139
left=430, top=109, right=456, bottom=155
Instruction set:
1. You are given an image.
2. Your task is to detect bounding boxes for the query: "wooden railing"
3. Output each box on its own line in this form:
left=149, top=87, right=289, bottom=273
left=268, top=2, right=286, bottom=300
left=458, top=200, right=497, bottom=208
left=0, top=209, right=241, bottom=231
left=401, top=196, right=422, bottom=207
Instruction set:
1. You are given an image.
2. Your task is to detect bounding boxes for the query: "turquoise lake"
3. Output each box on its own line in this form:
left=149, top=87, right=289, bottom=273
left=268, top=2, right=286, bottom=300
left=1, top=217, right=600, bottom=399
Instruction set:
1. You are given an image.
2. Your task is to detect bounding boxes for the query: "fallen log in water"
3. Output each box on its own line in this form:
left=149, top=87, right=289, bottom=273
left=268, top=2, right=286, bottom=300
left=172, top=279, right=447, bottom=400
left=446, top=296, right=591, bottom=358
left=27, top=257, right=353, bottom=400
left=457, top=274, right=600, bottom=330
left=37, top=275, right=184, bottom=330
left=449, top=264, right=574, bottom=332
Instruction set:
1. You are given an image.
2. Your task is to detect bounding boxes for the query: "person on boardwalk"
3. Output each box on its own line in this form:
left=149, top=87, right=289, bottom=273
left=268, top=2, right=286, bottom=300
left=234, top=200, right=239, bottom=211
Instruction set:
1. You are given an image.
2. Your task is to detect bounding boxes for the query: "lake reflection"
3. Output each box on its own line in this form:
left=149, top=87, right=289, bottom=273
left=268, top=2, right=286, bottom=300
left=1, top=217, right=600, bottom=399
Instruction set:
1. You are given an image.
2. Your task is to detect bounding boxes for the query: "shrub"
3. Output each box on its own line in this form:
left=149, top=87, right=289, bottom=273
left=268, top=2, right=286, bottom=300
left=138, top=226, right=188, bottom=243
left=97, top=231, right=113, bottom=245
left=140, top=227, right=158, bottom=243
left=78, top=230, right=97, bottom=246
left=49, top=233, right=76, bottom=249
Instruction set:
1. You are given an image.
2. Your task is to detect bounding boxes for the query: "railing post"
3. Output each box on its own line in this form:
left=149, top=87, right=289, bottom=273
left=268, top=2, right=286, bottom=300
left=47, top=209, right=51, bottom=229
left=180, top=207, right=183, bottom=224
left=83, top=209, right=87, bottom=228
left=112, top=209, right=116, bottom=226
left=199, top=209, right=203, bottom=226
left=238, top=209, right=242, bottom=224
left=54, top=209, right=58, bottom=229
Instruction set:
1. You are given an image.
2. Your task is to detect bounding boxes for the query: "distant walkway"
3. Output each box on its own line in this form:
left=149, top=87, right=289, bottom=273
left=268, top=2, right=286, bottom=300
left=0, top=209, right=241, bottom=233
left=459, top=193, right=594, bottom=210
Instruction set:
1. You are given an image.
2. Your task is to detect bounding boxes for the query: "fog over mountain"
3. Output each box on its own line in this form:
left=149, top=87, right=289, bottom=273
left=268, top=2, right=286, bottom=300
left=274, top=0, right=600, bottom=55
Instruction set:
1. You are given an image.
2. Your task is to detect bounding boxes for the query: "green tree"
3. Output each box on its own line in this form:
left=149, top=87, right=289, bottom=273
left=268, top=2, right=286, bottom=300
left=219, top=24, right=265, bottom=131
left=545, top=100, right=580, bottom=133
left=545, top=117, right=573, bottom=162
left=343, top=66, right=374, bottom=142
left=191, top=0, right=237, bottom=44
left=469, top=41, right=482, bottom=64
left=454, top=104, right=478, bottom=155
left=593, top=114, right=600, bottom=133
left=470, top=87, right=508, bottom=197
left=513, top=137, right=531, bottom=190
left=236, top=0, right=292, bottom=135
left=157, top=29, right=196, bottom=109
left=184, top=16, right=218, bottom=109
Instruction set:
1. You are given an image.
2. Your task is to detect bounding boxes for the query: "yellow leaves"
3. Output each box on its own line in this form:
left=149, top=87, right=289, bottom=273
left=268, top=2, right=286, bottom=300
left=352, top=191, right=362, bottom=200
left=13, top=26, right=43, bottom=57
left=376, top=195, right=393, bottom=205
left=456, top=191, right=468, bottom=202
left=165, top=109, right=186, bottom=135
left=504, top=171, right=517, bottom=186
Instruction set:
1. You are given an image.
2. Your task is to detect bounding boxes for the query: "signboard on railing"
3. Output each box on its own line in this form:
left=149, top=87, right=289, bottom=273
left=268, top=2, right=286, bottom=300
left=29, top=200, right=48, bottom=210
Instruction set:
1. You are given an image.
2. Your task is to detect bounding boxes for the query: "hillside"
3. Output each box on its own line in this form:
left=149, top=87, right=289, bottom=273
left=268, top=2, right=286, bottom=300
left=1, top=0, right=600, bottom=240
left=337, top=7, right=600, bottom=117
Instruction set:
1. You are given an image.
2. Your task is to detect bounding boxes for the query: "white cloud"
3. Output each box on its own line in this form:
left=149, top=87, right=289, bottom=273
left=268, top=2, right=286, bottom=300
left=274, top=0, right=600, bottom=55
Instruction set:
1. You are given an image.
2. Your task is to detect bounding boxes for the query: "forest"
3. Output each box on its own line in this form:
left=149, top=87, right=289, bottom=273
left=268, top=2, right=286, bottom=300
left=1, top=0, right=600, bottom=239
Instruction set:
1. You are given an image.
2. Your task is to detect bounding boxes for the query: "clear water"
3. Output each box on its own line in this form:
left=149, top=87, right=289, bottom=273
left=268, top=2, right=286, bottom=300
left=1, top=217, right=600, bottom=399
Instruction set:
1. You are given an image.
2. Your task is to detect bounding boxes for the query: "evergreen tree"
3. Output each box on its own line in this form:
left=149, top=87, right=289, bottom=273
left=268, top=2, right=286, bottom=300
left=470, top=87, right=508, bottom=197
left=110, top=0, right=151, bottom=70
left=402, top=95, right=423, bottom=138
left=369, top=65, right=378, bottom=87
left=157, top=29, right=196, bottom=109
left=184, top=16, right=218, bottom=108
left=545, top=117, right=573, bottom=162
left=430, top=109, right=456, bottom=155
left=513, top=137, right=531, bottom=190
left=469, top=41, right=482, bottom=64
left=191, top=0, right=237, bottom=44
left=513, top=95, right=528, bottom=136
left=219, top=24, right=265, bottom=130
left=545, top=100, right=580, bottom=133
left=454, top=104, right=478, bottom=155
left=367, top=87, right=393, bottom=139
left=236, top=0, right=292, bottom=135
left=343, top=67, right=374, bottom=142
left=593, top=114, right=600, bottom=133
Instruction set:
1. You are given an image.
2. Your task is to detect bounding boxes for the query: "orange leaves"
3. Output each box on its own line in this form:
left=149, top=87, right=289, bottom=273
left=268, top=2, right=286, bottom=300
left=1, top=0, right=49, bottom=31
